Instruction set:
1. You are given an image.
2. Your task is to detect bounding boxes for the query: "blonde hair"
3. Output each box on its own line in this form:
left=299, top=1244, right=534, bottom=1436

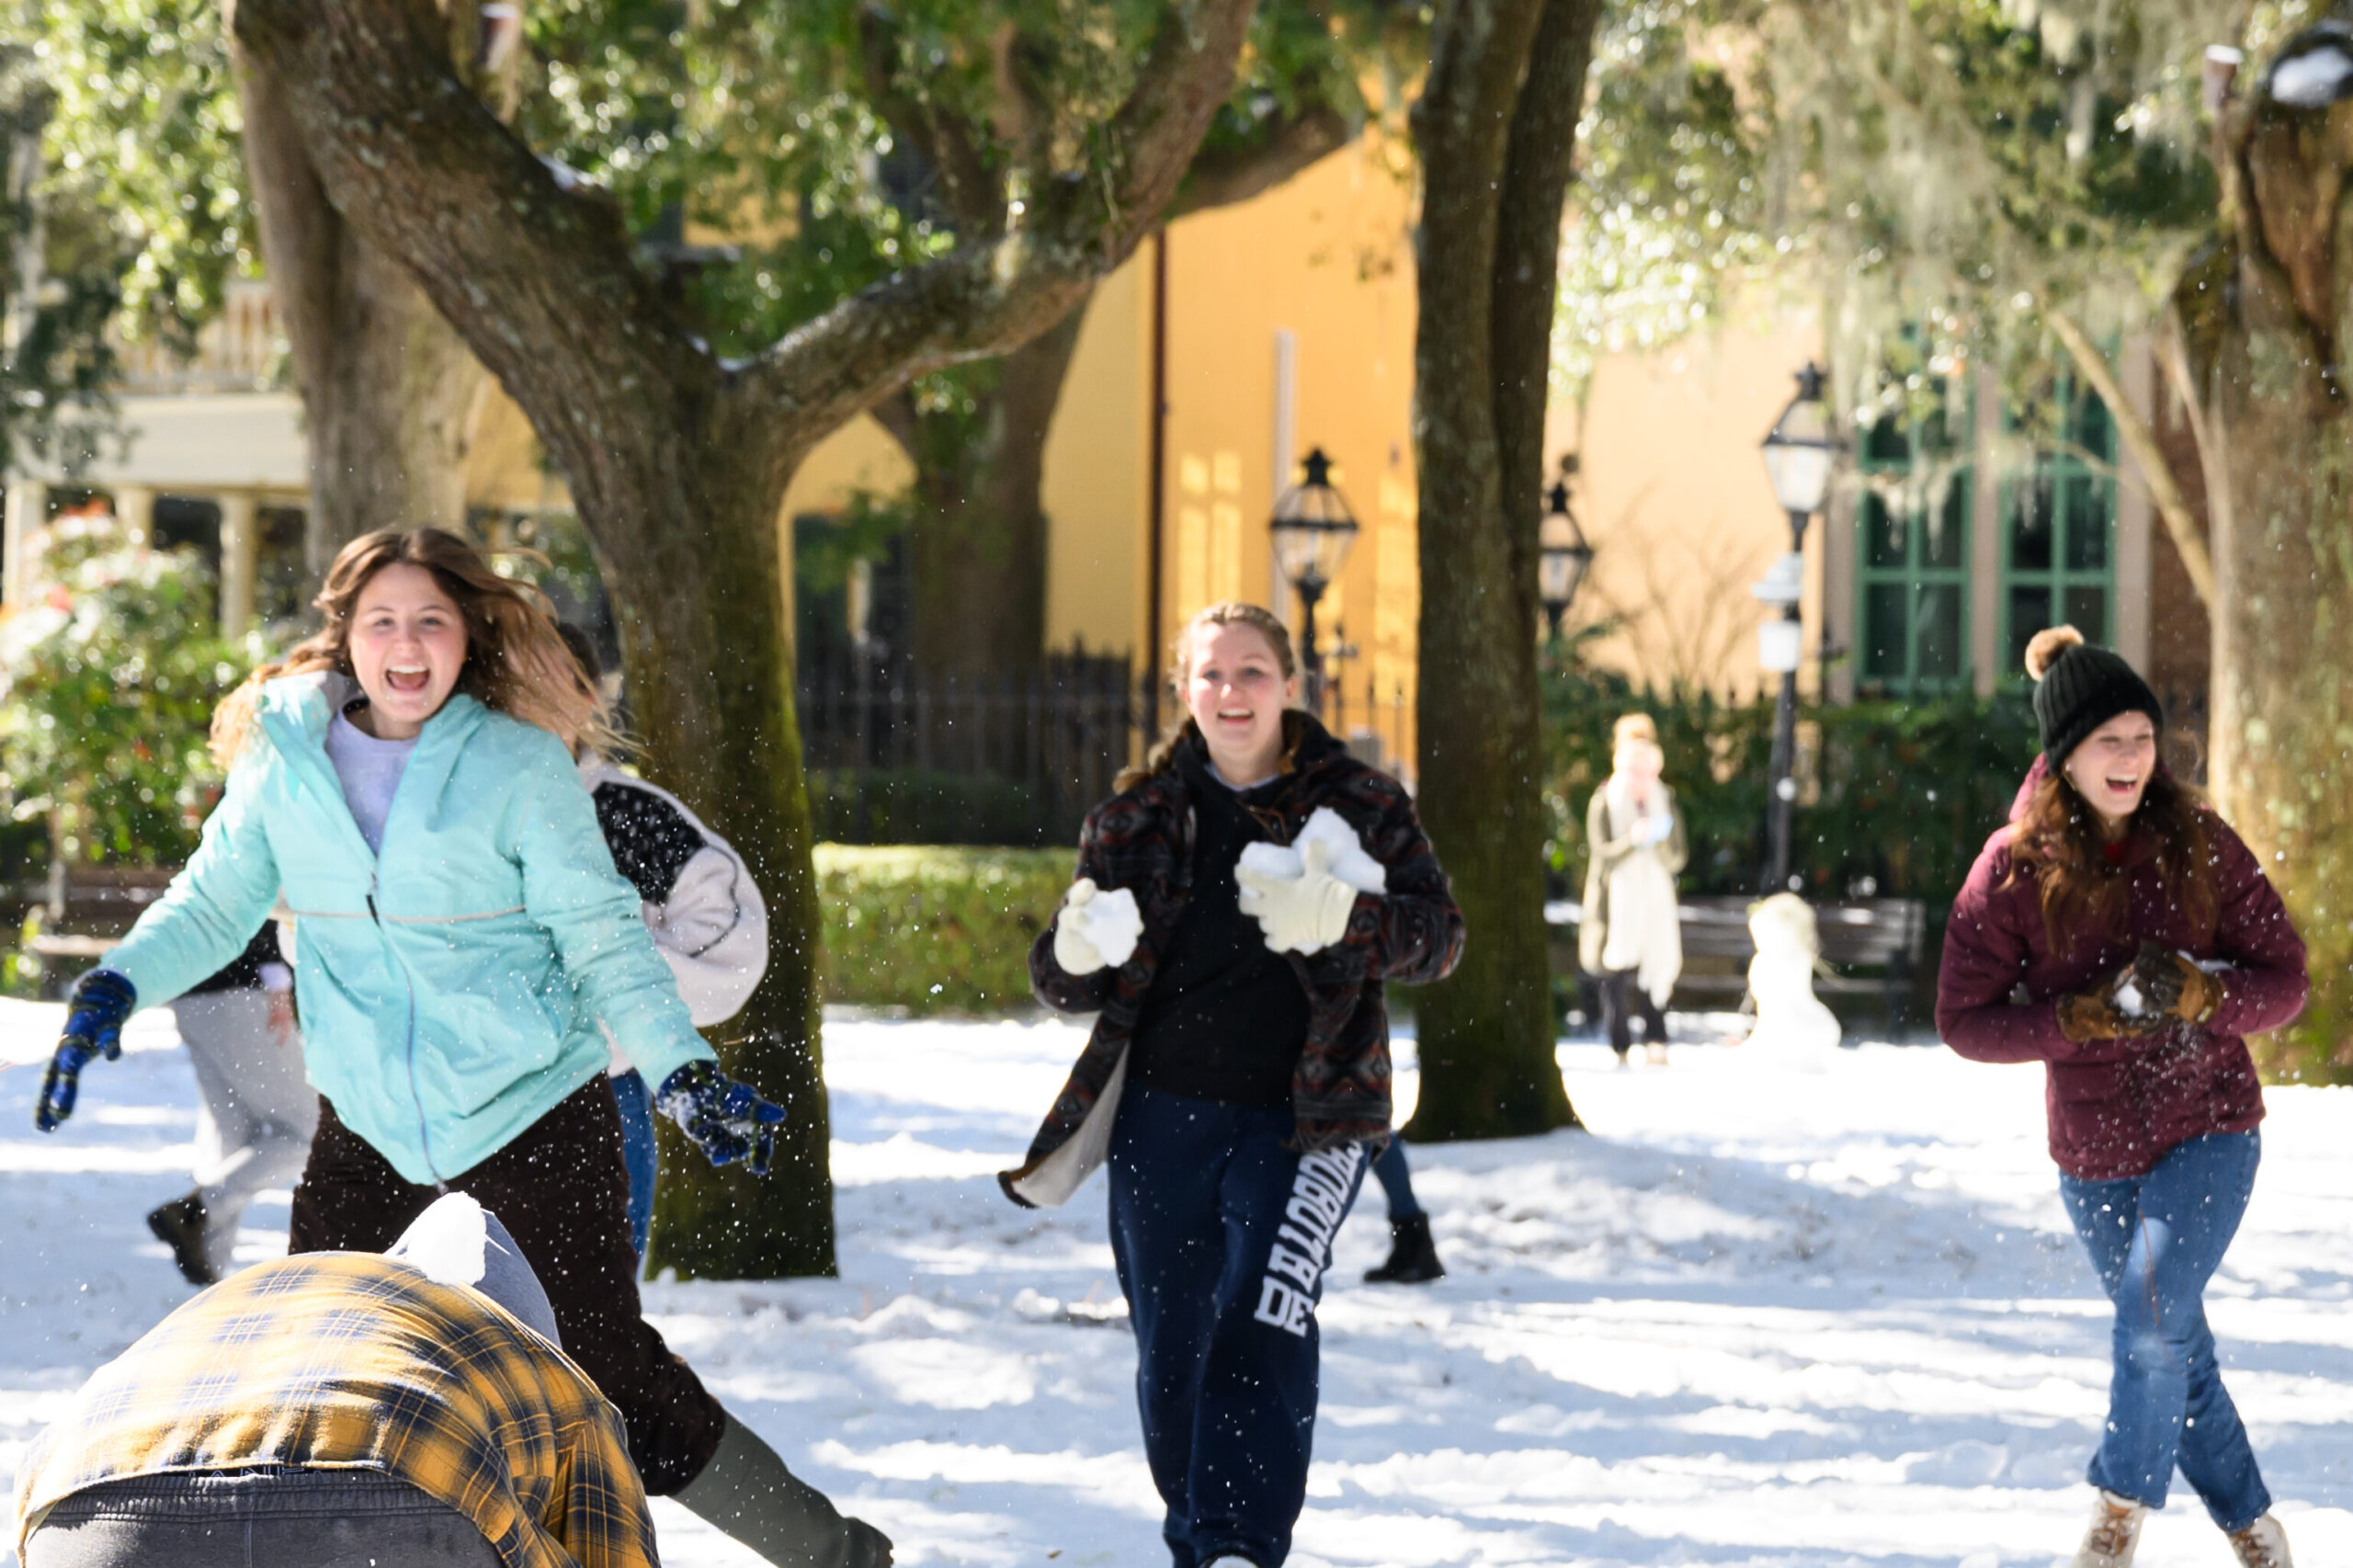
left=1119, top=601, right=1299, bottom=790
left=211, top=528, right=618, bottom=765
left=1612, top=712, right=1658, bottom=749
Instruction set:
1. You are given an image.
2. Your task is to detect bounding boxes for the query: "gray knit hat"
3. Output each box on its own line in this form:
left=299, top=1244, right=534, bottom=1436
left=2026, top=625, right=2162, bottom=767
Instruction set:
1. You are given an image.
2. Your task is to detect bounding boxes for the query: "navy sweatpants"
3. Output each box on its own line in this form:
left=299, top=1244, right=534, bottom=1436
left=1108, top=1084, right=1370, bottom=1568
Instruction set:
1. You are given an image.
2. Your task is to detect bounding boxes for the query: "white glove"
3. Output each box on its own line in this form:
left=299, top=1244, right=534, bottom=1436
left=1235, top=838, right=1361, bottom=956
left=1635, top=813, right=1673, bottom=847
left=1235, top=808, right=1388, bottom=894
left=1052, top=879, right=1142, bottom=975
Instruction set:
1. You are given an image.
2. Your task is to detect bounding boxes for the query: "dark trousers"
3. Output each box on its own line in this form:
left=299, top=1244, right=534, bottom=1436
left=1599, top=969, right=1666, bottom=1055
left=288, top=1078, right=723, bottom=1494
left=25, top=1468, right=499, bottom=1568
left=1108, top=1085, right=1369, bottom=1568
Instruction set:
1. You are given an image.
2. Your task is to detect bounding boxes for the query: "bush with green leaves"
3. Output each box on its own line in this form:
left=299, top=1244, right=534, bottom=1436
left=0, top=514, right=267, bottom=867
left=814, top=844, right=1069, bottom=1015
left=809, top=767, right=1069, bottom=848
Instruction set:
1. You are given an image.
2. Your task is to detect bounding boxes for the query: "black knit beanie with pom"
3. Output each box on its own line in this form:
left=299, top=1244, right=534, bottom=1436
left=2026, top=625, right=2163, bottom=767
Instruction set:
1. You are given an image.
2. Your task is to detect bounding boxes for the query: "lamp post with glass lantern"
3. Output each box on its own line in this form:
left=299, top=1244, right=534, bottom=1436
left=1539, top=454, right=1597, bottom=644
left=1756, top=363, right=1836, bottom=894
left=1269, top=447, right=1361, bottom=712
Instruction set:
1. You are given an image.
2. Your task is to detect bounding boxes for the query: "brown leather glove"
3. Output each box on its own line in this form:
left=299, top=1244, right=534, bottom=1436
left=2131, top=938, right=2224, bottom=1028
left=2055, top=969, right=2165, bottom=1043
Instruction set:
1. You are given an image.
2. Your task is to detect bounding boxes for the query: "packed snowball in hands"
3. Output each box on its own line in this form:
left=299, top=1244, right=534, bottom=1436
left=1234, top=807, right=1388, bottom=894
left=1057, top=878, right=1144, bottom=971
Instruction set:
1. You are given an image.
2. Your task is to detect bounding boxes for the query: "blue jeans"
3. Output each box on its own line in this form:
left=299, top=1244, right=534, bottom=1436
left=1109, top=1085, right=1370, bottom=1568
left=609, top=1069, right=658, bottom=1261
left=1369, top=1136, right=1423, bottom=1221
left=2059, top=1131, right=2269, bottom=1531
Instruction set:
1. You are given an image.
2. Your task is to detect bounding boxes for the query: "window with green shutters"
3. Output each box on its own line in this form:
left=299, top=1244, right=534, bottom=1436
left=1854, top=403, right=1971, bottom=698
left=2000, top=379, right=2115, bottom=677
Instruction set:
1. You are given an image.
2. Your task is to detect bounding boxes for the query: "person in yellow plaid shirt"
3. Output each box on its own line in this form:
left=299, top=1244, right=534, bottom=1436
left=11, top=1196, right=674, bottom=1568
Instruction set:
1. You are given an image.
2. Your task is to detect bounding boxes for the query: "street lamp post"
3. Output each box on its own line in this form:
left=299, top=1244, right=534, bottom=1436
left=1269, top=447, right=1361, bottom=712
left=1756, top=363, right=1836, bottom=895
left=1538, top=455, right=1597, bottom=643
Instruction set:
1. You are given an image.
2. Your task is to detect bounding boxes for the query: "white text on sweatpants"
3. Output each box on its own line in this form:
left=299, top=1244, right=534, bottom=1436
left=1252, top=1142, right=1367, bottom=1337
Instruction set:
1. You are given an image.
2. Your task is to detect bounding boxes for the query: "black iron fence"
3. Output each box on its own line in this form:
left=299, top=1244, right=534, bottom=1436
left=798, top=650, right=1147, bottom=846
left=797, top=648, right=1419, bottom=846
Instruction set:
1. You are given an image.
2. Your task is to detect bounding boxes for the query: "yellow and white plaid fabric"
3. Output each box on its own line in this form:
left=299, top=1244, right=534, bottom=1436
left=12, top=1252, right=659, bottom=1568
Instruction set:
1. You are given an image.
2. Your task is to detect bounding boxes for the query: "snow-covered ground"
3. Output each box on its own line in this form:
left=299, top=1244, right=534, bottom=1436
left=4, top=1001, right=2350, bottom=1567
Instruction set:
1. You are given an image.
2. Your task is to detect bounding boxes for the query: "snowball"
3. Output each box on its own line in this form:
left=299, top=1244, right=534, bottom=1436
left=1068, top=884, right=1142, bottom=967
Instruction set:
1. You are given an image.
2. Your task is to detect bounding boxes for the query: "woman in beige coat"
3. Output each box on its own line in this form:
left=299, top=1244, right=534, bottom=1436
left=1580, top=714, right=1688, bottom=1063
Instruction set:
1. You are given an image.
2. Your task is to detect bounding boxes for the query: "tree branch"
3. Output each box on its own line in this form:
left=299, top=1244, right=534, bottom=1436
left=1166, top=103, right=1352, bottom=219
left=233, top=0, right=1256, bottom=505
left=870, top=385, right=922, bottom=462
left=2045, top=304, right=2216, bottom=609
left=855, top=4, right=1006, bottom=237
left=1492, top=0, right=1603, bottom=548
left=987, top=20, right=1056, bottom=187
left=732, top=0, right=1259, bottom=442
left=230, top=0, right=718, bottom=484
left=2156, top=302, right=2217, bottom=499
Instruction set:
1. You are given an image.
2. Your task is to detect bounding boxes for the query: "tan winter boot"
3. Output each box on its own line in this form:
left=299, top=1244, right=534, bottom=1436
left=2226, top=1514, right=2293, bottom=1568
left=2070, top=1489, right=2146, bottom=1568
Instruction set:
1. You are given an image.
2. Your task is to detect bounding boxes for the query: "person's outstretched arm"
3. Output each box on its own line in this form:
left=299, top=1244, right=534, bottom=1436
left=104, top=754, right=285, bottom=1010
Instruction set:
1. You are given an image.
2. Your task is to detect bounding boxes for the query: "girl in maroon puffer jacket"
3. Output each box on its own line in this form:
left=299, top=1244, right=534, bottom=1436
left=1938, top=626, right=2305, bottom=1568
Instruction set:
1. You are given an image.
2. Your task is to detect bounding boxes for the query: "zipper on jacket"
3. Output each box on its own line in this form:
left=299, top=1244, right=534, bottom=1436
left=370, top=879, right=445, bottom=1188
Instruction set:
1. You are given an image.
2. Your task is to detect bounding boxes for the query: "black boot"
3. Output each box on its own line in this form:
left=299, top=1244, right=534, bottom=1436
left=145, top=1193, right=218, bottom=1287
left=1364, top=1214, right=1445, bottom=1284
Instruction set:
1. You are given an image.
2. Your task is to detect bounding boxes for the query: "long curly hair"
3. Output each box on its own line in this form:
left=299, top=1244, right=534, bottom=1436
left=2006, top=765, right=2218, bottom=957
left=211, top=528, right=616, bottom=764
left=1119, top=601, right=1300, bottom=791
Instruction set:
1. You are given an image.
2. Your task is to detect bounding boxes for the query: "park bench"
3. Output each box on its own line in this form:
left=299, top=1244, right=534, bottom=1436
left=1545, top=893, right=1927, bottom=1034
left=18, top=864, right=180, bottom=986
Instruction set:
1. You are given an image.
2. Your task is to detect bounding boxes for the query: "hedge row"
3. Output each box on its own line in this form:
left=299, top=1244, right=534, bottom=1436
left=813, top=844, right=1072, bottom=1015
left=807, top=768, right=1059, bottom=848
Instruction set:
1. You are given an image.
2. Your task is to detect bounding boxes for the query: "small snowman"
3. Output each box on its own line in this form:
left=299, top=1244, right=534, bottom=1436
left=1740, top=892, right=1842, bottom=1067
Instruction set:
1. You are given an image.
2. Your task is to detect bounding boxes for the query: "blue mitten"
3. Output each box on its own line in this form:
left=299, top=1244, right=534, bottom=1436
left=37, top=968, right=137, bottom=1132
left=655, top=1060, right=788, bottom=1176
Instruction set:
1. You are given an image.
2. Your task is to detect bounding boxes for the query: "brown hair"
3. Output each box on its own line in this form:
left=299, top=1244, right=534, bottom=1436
left=210, top=528, right=617, bottom=764
left=2006, top=764, right=2218, bottom=956
left=1117, top=601, right=1299, bottom=790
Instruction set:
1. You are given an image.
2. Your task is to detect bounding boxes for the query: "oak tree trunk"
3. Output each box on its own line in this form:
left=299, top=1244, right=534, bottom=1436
left=1407, top=0, right=1601, bottom=1140
left=574, top=441, right=836, bottom=1276
left=2192, top=75, right=2353, bottom=1083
